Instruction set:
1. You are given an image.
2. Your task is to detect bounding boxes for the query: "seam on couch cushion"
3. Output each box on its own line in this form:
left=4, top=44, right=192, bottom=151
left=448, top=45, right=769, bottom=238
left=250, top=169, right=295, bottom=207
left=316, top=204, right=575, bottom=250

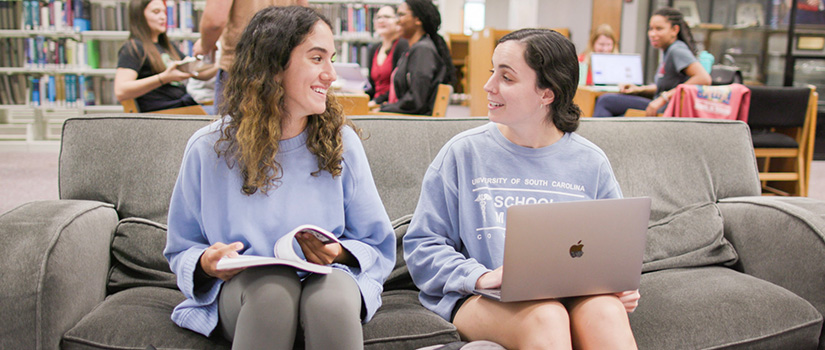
left=704, top=316, right=823, bottom=349
left=719, top=198, right=825, bottom=244
left=35, top=202, right=114, bottom=350
left=363, top=329, right=459, bottom=345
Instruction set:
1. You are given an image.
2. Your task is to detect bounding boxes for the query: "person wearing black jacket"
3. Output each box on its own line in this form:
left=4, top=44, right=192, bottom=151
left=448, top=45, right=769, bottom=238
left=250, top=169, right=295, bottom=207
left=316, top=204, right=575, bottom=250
left=379, top=0, right=455, bottom=115
left=365, top=6, right=409, bottom=107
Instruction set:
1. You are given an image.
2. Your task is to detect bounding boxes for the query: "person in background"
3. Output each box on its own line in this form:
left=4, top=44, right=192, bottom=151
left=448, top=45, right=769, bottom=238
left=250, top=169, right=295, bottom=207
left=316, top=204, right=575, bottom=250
left=164, top=6, right=395, bottom=349
left=403, top=28, right=640, bottom=349
left=592, top=7, right=711, bottom=117
left=578, top=23, right=619, bottom=86
left=192, top=0, right=309, bottom=114
left=378, top=0, right=456, bottom=115
left=366, top=5, right=409, bottom=108
left=186, top=44, right=221, bottom=115
left=115, top=0, right=216, bottom=112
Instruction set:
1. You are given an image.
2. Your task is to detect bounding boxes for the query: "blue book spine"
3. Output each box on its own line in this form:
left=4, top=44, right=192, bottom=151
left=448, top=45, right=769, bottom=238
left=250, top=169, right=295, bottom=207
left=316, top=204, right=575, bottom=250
left=48, top=75, right=56, bottom=104
left=32, top=0, right=41, bottom=29
left=31, top=77, right=40, bottom=106
left=24, top=1, right=32, bottom=30
left=78, top=75, right=87, bottom=106
left=36, top=36, right=45, bottom=67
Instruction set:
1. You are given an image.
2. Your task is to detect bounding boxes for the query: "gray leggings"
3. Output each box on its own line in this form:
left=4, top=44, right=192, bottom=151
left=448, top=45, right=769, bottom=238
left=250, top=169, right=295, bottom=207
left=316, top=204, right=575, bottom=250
left=218, top=266, right=364, bottom=350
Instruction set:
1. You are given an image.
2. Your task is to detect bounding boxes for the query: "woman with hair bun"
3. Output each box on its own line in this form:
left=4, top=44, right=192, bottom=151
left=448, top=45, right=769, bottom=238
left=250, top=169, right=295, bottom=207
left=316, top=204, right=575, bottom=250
left=378, top=0, right=456, bottom=115
left=404, top=28, right=640, bottom=349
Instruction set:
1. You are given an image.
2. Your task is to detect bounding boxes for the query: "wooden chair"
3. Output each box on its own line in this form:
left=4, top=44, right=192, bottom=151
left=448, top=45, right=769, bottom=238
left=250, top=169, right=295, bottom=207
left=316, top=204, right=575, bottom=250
left=370, top=84, right=452, bottom=117
left=747, top=85, right=818, bottom=196
left=121, top=99, right=209, bottom=115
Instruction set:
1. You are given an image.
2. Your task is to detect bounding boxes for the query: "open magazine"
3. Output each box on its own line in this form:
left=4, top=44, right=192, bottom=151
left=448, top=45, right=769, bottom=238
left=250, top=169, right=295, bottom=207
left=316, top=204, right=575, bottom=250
left=216, top=224, right=340, bottom=274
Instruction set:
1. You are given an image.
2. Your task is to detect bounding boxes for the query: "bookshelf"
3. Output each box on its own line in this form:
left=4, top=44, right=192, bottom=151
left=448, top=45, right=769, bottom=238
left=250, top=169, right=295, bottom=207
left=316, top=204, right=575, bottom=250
left=0, top=0, right=401, bottom=143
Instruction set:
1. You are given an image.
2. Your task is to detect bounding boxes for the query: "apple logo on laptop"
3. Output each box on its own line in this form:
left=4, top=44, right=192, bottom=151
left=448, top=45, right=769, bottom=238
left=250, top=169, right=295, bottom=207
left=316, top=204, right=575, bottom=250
left=569, top=240, right=584, bottom=258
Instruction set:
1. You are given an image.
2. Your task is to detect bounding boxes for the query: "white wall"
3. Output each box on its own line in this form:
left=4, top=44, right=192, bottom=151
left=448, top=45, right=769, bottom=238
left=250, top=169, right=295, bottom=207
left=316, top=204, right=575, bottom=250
left=440, top=0, right=649, bottom=55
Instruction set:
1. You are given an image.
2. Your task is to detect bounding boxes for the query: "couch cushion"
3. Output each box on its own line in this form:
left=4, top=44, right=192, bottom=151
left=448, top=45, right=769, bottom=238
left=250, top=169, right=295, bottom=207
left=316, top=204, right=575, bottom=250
left=631, top=267, right=822, bottom=349
left=108, top=218, right=178, bottom=294
left=643, top=202, right=738, bottom=273
left=60, top=116, right=214, bottom=223
left=384, top=214, right=417, bottom=291
left=364, top=290, right=460, bottom=350
left=62, top=287, right=457, bottom=350
left=62, top=287, right=230, bottom=350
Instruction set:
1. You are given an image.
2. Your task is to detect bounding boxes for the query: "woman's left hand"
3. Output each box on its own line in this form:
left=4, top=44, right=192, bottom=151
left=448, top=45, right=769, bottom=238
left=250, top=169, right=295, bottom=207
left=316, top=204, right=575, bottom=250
left=615, top=290, right=641, bottom=313
left=296, top=232, right=353, bottom=266
left=645, top=96, right=667, bottom=116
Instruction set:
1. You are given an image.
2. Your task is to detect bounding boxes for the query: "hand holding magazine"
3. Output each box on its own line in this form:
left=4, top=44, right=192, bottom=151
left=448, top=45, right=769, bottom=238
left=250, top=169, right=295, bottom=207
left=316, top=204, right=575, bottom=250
left=216, top=225, right=340, bottom=274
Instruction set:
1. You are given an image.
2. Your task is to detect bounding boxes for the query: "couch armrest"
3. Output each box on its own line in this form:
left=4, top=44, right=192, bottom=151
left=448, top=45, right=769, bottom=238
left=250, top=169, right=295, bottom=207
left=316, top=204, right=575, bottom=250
left=718, top=197, right=825, bottom=319
left=0, top=200, right=118, bottom=350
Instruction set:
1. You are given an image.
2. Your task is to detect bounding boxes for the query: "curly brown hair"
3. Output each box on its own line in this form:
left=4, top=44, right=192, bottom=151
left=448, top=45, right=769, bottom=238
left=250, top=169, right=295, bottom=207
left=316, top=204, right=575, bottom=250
left=214, top=6, right=355, bottom=195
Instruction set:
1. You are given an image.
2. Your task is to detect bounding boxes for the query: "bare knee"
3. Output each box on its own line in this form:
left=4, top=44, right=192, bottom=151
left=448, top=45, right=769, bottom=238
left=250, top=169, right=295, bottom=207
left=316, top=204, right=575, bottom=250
left=569, top=295, right=636, bottom=350
left=514, top=302, right=572, bottom=350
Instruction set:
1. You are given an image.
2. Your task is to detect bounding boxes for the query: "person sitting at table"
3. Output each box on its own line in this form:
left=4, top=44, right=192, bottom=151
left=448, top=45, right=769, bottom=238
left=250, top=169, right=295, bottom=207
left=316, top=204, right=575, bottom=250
left=114, top=0, right=216, bottom=113
left=592, top=7, right=711, bottom=117
left=578, top=24, right=619, bottom=86
left=378, top=0, right=456, bottom=115
left=366, top=5, right=409, bottom=108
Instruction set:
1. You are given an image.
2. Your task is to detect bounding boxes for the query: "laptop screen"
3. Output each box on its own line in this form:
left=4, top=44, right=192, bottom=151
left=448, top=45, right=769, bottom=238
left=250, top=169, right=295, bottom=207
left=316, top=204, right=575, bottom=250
left=590, top=53, right=644, bottom=86
left=332, top=62, right=369, bottom=93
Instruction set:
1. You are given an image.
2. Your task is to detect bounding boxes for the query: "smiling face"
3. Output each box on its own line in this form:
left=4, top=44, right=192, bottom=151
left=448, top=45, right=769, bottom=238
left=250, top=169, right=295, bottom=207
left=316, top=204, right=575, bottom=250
left=593, top=35, right=615, bottom=53
left=483, top=40, right=554, bottom=129
left=373, top=6, right=399, bottom=37
left=396, top=3, right=421, bottom=39
left=648, top=14, right=679, bottom=50
left=143, top=0, right=167, bottom=40
left=281, top=20, right=338, bottom=120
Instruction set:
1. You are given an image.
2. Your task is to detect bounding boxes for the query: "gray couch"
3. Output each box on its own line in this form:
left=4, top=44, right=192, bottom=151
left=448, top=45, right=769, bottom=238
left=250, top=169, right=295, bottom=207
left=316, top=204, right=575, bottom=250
left=1, top=115, right=824, bottom=350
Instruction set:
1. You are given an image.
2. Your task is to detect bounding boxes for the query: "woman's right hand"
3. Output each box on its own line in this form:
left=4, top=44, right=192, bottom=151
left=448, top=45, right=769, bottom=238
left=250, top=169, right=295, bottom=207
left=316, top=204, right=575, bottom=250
left=159, top=62, right=193, bottom=85
left=618, top=83, right=637, bottom=94
left=200, top=242, right=245, bottom=281
left=475, top=267, right=503, bottom=290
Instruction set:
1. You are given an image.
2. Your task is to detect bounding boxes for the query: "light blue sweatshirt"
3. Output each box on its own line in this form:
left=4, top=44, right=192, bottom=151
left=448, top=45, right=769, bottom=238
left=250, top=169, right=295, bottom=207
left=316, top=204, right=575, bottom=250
left=403, top=122, right=622, bottom=321
left=164, top=120, right=395, bottom=336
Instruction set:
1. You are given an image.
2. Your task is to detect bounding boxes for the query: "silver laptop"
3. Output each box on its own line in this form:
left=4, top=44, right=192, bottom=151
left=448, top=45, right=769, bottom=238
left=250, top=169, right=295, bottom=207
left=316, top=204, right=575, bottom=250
left=474, top=197, right=651, bottom=302
left=332, top=62, right=369, bottom=93
left=589, top=53, right=644, bottom=92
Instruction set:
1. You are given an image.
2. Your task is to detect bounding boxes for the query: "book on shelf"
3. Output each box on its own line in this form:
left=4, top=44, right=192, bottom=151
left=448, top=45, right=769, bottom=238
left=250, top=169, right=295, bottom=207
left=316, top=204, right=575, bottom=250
left=216, top=224, right=342, bottom=274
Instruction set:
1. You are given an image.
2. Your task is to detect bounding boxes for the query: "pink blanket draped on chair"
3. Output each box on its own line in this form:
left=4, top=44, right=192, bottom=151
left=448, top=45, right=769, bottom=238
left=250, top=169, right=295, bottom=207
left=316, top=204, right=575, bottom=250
left=663, top=84, right=751, bottom=122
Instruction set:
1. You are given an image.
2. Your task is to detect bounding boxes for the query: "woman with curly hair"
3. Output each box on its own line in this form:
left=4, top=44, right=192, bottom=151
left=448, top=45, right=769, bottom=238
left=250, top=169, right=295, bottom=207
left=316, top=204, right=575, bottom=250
left=164, top=6, right=395, bottom=349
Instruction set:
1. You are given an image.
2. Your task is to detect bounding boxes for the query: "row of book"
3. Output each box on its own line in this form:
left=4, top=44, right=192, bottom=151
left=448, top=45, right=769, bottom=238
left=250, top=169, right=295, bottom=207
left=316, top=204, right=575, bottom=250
left=14, top=0, right=203, bottom=33
left=312, top=3, right=393, bottom=41
left=0, top=73, right=116, bottom=107
left=338, top=41, right=371, bottom=71
left=2, top=36, right=197, bottom=70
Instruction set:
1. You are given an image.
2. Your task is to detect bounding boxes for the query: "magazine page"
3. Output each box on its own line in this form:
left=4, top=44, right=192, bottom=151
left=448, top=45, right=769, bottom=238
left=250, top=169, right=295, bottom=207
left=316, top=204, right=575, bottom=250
left=216, top=224, right=341, bottom=274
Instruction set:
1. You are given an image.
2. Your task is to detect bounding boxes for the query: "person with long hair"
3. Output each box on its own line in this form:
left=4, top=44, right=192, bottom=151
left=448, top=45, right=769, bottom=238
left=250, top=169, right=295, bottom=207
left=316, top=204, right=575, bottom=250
left=114, top=0, right=215, bottom=112
left=164, top=6, right=395, bottom=349
left=378, top=0, right=456, bottom=115
left=578, top=23, right=619, bottom=86
left=365, top=5, right=409, bottom=107
left=593, top=7, right=711, bottom=117
left=404, top=28, right=640, bottom=349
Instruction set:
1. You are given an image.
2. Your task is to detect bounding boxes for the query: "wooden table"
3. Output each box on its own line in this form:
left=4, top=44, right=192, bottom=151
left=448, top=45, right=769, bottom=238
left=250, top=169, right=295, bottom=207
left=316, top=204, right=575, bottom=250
left=573, top=86, right=609, bottom=117
left=335, top=93, right=370, bottom=116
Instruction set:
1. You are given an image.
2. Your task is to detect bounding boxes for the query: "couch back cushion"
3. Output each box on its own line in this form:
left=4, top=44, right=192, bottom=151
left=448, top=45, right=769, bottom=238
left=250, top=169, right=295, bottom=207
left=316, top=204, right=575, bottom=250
left=574, top=118, right=761, bottom=221
left=60, top=115, right=214, bottom=224
left=351, top=117, right=489, bottom=220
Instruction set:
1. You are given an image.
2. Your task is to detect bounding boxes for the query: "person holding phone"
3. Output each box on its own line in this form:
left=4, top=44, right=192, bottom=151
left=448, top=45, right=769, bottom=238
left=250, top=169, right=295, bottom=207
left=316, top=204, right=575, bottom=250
left=164, top=7, right=395, bottom=349
left=114, top=0, right=216, bottom=112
